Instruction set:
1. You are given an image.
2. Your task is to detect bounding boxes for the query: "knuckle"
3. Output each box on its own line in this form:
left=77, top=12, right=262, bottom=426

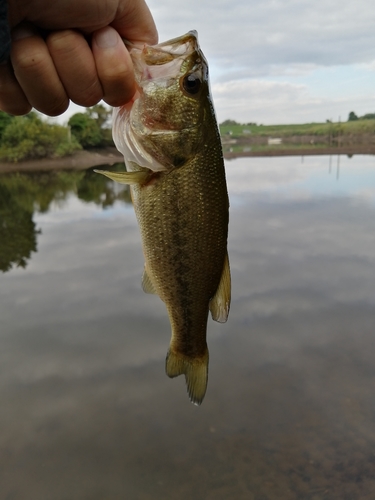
left=102, top=63, right=133, bottom=82
left=41, top=97, right=69, bottom=117
left=104, top=87, right=135, bottom=107
left=73, top=92, right=101, bottom=108
left=70, top=80, right=103, bottom=107
left=14, top=49, right=46, bottom=73
left=0, top=102, right=32, bottom=115
left=47, top=30, right=81, bottom=56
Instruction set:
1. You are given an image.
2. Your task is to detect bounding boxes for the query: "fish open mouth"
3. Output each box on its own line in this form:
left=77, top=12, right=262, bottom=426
left=112, top=31, right=208, bottom=172
left=128, top=31, right=206, bottom=85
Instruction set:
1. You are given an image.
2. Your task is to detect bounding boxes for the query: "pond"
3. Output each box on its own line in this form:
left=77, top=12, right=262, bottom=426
left=1, top=154, right=375, bottom=499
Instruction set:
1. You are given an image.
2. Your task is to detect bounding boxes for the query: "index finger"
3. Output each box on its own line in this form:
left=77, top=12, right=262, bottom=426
left=111, top=0, right=158, bottom=45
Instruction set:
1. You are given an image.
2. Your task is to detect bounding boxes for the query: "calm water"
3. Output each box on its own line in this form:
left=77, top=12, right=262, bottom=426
left=1, top=155, right=375, bottom=499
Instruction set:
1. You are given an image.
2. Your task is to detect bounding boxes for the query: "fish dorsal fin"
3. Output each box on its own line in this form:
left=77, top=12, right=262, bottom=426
left=142, top=267, right=158, bottom=294
left=94, top=169, right=150, bottom=185
left=209, top=252, right=231, bottom=323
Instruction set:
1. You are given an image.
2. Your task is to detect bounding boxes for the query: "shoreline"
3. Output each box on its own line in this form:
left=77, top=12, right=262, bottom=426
left=224, top=145, right=375, bottom=159
left=0, top=146, right=374, bottom=173
left=0, top=147, right=123, bottom=173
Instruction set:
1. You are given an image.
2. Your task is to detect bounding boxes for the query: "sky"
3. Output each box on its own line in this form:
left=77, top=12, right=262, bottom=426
left=61, top=0, right=375, bottom=126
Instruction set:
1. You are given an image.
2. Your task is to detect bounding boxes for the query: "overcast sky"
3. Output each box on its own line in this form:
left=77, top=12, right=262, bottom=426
left=62, top=0, right=375, bottom=125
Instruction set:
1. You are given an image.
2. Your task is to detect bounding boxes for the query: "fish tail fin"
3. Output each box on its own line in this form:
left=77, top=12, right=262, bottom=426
left=166, top=348, right=209, bottom=406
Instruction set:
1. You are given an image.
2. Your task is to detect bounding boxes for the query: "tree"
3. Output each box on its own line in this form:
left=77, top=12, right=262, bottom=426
left=0, top=111, right=14, bottom=141
left=348, top=111, right=358, bottom=121
left=68, top=112, right=102, bottom=148
left=361, top=113, right=375, bottom=120
left=0, top=114, right=81, bottom=162
left=220, top=119, right=240, bottom=126
left=85, top=104, right=112, bottom=128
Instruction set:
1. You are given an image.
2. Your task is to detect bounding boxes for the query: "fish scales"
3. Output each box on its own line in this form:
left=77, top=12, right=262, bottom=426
left=95, top=31, right=230, bottom=405
left=132, top=142, right=229, bottom=356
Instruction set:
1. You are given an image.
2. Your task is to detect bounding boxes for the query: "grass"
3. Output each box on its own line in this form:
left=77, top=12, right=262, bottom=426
left=219, top=119, right=375, bottom=138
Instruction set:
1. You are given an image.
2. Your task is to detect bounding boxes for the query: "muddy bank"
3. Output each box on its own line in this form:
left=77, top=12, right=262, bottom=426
left=0, top=148, right=123, bottom=173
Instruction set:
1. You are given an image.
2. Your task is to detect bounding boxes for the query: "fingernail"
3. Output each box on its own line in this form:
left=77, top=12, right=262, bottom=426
left=12, top=26, right=35, bottom=41
left=95, top=28, right=119, bottom=49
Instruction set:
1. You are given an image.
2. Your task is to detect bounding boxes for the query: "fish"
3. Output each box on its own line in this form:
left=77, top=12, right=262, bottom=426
left=95, top=31, right=230, bottom=405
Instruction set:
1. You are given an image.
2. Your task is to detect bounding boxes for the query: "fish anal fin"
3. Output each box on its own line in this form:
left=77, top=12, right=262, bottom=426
left=141, top=266, right=158, bottom=295
left=166, top=348, right=209, bottom=406
left=94, top=169, right=150, bottom=185
left=209, top=252, right=231, bottom=323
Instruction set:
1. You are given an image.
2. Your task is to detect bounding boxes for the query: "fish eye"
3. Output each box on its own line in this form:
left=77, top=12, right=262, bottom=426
left=181, top=73, right=201, bottom=95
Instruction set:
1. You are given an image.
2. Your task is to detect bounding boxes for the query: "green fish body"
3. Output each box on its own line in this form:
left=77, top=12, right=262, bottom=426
left=96, top=31, right=230, bottom=404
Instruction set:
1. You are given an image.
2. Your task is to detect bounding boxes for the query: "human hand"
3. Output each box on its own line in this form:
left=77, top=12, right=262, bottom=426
left=0, top=0, right=157, bottom=116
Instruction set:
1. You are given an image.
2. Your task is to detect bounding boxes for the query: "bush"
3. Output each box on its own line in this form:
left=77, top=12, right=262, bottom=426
left=0, top=114, right=81, bottom=162
left=0, top=111, right=13, bottom=140
left=361, top=113, right=375, bottom=120
left=68, top=113, right=102, bottom=148
left=55, top=138, right=82, bottom=157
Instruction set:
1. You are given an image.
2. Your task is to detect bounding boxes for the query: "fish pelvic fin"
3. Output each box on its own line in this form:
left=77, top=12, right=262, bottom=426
left=94, top=169, right=150, bottom=185
left=141, top=266, right=158, bottom=294
left=165, top=348, right=209, bottom=406
left=209, top=251, right=231, bottom=323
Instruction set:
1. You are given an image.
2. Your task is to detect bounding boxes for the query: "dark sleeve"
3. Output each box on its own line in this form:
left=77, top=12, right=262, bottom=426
left=0, top=0, right=11, bottom=64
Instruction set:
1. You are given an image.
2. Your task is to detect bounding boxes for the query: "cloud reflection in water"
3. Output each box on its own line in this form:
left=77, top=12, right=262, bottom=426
left=1, top=156, right=375, bottom=498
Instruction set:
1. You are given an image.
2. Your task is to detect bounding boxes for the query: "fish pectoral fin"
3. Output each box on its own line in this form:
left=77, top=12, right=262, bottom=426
left=166, top=348, right=209, bottom=406
left=141, top=266, right=158, bottom=294
left=209, top=252, right=231, bottom=323
left=94, top=169, right=150, bottom=185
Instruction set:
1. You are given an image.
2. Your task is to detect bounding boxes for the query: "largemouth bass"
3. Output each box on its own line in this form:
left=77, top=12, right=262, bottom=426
left=95, top=31, right=230, bottom=405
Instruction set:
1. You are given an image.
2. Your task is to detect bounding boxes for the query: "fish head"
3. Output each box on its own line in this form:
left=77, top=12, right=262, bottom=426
left=113, top=31, right=217, bottom=171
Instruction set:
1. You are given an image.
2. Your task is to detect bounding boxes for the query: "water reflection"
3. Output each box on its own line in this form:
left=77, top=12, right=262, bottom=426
left=1, top=155, right=375, bottom=498
left=0, top=183, right=39, bottom=272
left=0, top=165, right=130, bottom=272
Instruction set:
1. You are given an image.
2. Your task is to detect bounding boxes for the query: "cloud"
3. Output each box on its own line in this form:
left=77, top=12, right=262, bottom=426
left=149, top=0, right=375, bottom=72
left=2, top=160, right=375, bottom=499
left=212, top=79, right=311, bottom=122
left=211, top=78, right=371, bottom=123
left=54, top=0, right=375, bottom=125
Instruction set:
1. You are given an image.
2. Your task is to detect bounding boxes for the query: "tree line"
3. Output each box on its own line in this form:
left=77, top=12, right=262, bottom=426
left=0, top=104, right=114, bottom=162
left=1, top=108, right=374, bottom=162
left=221, top=112, right=375, bottom=129
left=348, top=111, right=375, bottom=121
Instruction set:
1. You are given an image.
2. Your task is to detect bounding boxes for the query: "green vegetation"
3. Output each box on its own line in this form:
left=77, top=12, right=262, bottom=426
left=348, top=111, right=358, bottom=121
left=0, top=182, right=40, bottom=272
left=0, top=111, right=81, bottom=162
left=219, top=113, right=375, bottom=147
left=220, top=121, right=329, bottom=137
left=68, top=104, right=113, bottom=148
left=1, top=104, right=374, bottom=162
left=0, top=104, right=115, bottom=162
left=219, top=118, right=375, bottom=138
left=0, top=165, right=131, bottom=272
left=0, top=111, right=13, bottom=140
